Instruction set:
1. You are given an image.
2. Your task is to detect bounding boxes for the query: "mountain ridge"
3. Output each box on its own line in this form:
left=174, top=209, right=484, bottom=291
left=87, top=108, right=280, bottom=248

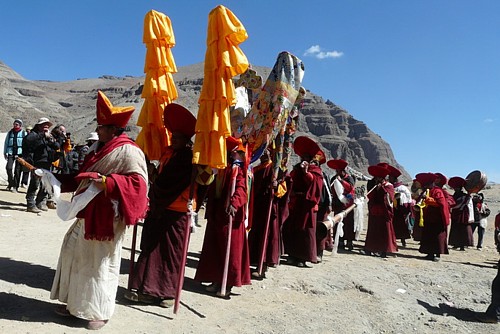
left=0, top=60, right=410, bottom=180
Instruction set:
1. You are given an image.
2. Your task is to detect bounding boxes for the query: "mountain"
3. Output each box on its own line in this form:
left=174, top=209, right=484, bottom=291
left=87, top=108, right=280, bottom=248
left=0, top=61, right=409, bottom=180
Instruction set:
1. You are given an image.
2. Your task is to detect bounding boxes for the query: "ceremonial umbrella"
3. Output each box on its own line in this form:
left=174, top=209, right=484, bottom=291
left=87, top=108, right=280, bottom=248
left=241, top=51, right=305, bottom=275
left=192, top=5, right=249, bottom=169
left=136, top=10, right=178, bottom=161
left=241, top=51, right=305, bottom=164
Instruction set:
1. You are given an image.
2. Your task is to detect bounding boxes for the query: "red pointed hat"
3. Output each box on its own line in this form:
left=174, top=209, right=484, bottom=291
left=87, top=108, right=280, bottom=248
left=448, top=176, right=466, bottom=189
left=415, top=172, right=437, bottom=186
left=226, top=136, right=246, bottom=153
left=96, top=90, right=135, bottom=127
left=293, top=136, right=326, bottom=165
left=327, top=159, right=348, bottom=171
left=163, top=103, right=196, bottom=138
left=386, top=165, right=402, bottom=178
left=368, top=165, right=390, bottom=178
left=434, top=172, right=448, bottom=187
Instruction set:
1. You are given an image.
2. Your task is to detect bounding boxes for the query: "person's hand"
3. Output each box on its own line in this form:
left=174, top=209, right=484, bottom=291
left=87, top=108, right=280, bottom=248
left=300, top=161, right=309, bottom=172
left=91, top=173, right=106, bottom=191
left=227, top=205, right=237, bottom=216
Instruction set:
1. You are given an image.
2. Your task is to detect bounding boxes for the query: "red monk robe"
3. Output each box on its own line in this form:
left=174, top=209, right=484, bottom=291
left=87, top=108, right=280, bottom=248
left=419, top=185, right=450, bottom=257
left=194, top=162, right=251, bottom=289
left=248, top=160, right=277, bottom=267
left=365, top=181, right=398, bottom=254
left=282, top=162, right=323, bottom=265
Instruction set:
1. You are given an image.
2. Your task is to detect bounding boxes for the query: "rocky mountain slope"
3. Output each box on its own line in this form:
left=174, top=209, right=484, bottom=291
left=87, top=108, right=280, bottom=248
left=0, top=60, right=409, bottom=180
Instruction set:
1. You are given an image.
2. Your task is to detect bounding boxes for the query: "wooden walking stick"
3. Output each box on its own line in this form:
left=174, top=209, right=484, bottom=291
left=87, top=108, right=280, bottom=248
left=174, top=167, right=198, bottom=314
left=128, top=223, right=139, bottom=290
left=257, top=187, right=274, bottom=277
left=220, top=165, right=238, bottom=297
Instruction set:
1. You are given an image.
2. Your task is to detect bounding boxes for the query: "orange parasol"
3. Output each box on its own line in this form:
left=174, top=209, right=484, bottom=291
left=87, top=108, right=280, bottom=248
left=192, top=5, right=249, bottom=169
left=136, top=9, right=178, bottom=160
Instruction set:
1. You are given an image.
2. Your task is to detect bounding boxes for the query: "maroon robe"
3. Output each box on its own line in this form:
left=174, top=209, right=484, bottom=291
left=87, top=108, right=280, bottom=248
left=419, top=186, right=450, bottom=255
left=283, top=163, right=323, bottom=263
left=448, top=190, right=474, bottom=248
left=129, top=147, right=193, bottom=299
left=248, top=162, right=282, bottom=266
left=195, top=164, right=251, bottom=287
left=365, top=181, right=398, bottom=253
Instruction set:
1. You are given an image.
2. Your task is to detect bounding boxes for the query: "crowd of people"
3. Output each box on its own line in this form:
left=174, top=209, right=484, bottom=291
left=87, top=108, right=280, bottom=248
left=3, top=117, right=99, bottom=212
left=3, top=91, right=499, bottom=329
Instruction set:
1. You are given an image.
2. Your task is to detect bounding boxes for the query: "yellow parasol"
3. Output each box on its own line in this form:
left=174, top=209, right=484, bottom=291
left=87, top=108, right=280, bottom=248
left=136, top=9, right=178, bottom=160
left=192, top=5, right=249, bottom=169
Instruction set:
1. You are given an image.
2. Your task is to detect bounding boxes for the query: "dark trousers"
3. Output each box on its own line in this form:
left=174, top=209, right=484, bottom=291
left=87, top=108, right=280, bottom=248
left=472, top=222, right=485, bottom=248
left=5, top=155, right=22, bottom=189
left=25, top=162, right=51, bottom=208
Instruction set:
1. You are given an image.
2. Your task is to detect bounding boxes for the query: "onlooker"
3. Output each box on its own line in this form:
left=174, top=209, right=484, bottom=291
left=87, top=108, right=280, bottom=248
left=472, top=193, right=490, bottom=250
left=50, top=124, right=72, bottom=174
left=3, top=119, right=27, bottom=192
left=78, top=132, right=98, bottom=169
left=20, top=126, right=33, bottom=188
left=22, top=117, right=60, bottom=213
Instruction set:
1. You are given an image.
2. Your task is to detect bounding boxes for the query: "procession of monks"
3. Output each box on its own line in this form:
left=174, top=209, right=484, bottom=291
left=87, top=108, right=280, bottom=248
left=126, top=131, right=483, bottom=309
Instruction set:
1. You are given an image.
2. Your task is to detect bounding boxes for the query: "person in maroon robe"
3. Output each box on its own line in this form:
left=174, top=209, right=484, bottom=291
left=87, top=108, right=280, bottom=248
left=194, top=137, right=251, bottom=297
left=282, top=136, right=324, bottom=267
left=434, top=172, right=456, bottom=225
left=364, top=165, right=397, bottom=258
left=387, top=165, right=412, bottom=247
left=447, top=176, right=474, bottom=251
left=417, top=172, right=450, bottom=261
left=248, top=149, right=274, bottom=276
left=126, top=104, right=199, bottom=308
left=327, top=159, right=355, bottom=251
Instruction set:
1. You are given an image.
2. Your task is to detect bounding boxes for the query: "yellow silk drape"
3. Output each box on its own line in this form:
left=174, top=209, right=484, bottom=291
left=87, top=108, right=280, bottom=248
left=192, top=5, right=249, bottom=169
left=136, top=10, right=178, bottom=160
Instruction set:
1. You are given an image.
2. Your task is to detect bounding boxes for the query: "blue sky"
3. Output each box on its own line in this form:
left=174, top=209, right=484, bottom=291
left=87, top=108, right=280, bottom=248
left=1, top=0, right=499, bottom=182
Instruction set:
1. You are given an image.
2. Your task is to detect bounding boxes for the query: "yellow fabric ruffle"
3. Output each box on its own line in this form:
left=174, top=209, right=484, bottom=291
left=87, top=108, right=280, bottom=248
left=192, top=5, right=248, bottom=168
left=136, top=9, right=178, bottom=161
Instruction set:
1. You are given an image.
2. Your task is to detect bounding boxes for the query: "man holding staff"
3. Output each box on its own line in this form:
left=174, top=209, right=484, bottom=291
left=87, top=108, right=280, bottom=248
left=195, top=136, right=251, bottom=298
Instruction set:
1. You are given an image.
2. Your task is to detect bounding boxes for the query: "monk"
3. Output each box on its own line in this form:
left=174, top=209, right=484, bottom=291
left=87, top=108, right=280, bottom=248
left=282, top=136, right=324, bottom=267
left=126, top=104, right=199, bottom=308
left=51, top=91, right=148, bottom=330
left=448, top=176, right=474, bottom=251
left=387, top=165, right=412, bottom=247
left=417, top=172, right=450, bottom=261
left=364, top=165, right=397, bottom=258
left=195, top=137, right=251, bottom=297
left=327, top=159, right=355, bottom=251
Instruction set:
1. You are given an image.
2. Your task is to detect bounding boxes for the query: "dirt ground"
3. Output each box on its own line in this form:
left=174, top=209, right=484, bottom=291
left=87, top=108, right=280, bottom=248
left=1, top=184, right=499, bottom=334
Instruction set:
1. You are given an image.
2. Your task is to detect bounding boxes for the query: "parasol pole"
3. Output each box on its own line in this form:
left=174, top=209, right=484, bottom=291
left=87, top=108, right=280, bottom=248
left=220, top=165, right=238, bottom=297
left=257, top=186, right=274, bottom=277
left=128, top=223, right=139, bottom=290
left=173, top=167, right=198, bottom=314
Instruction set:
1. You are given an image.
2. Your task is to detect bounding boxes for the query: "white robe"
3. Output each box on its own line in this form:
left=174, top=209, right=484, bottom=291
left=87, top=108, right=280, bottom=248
left=50, top=218, right=125, bottom=320
left=50, top=140, right=148, bottom=321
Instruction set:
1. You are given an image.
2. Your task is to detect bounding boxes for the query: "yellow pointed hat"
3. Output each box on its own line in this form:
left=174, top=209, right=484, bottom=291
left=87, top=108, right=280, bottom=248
left=96, top=90, right=135, bottom=127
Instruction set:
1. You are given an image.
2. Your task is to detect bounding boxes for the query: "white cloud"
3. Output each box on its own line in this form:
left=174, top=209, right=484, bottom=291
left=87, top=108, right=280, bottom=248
left=304, top=45, right=343, bottom=59
left=483, top=118, right=494, bottom=123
